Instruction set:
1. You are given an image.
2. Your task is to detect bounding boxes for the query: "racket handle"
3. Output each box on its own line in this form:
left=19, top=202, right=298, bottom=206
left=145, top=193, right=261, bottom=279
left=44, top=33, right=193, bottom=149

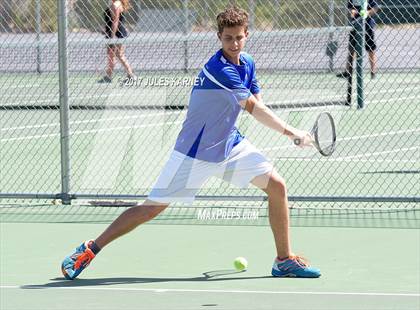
left=293, top=138, right=301, bottom=146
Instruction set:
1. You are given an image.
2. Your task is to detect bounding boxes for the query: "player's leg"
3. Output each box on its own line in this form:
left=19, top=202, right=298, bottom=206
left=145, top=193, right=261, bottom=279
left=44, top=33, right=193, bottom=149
left=115, top=44, right=135, bottom=78
left=98, top=45, right=115, bottom=83
left=95, top=200, right=169, bottom=249
left=251, top=171, right=320, bottom=278
left=61, top=200, right=168, bottom=280
left=220, top=139, right=320, bottom=278
left=61, top=150, right=210, bottom=280
left=250, top=171, right=290, bottom=258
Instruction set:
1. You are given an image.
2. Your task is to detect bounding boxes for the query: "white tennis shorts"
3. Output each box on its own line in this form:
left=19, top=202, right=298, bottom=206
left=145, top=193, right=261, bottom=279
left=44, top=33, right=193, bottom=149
left=148, top=139, right=273, bottom=204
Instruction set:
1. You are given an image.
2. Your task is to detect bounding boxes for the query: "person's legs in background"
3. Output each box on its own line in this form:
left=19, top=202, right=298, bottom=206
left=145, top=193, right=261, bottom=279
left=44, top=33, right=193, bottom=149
left=98, top=45, right=116, bottom=83
left=366, top=25, right=378, bottom=78
left=115, top=44, right=135, bottom=79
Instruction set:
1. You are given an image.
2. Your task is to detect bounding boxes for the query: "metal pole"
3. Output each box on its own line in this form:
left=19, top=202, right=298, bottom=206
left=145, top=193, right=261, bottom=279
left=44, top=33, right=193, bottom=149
left=274, top=0, right=280, bottom=29
left=355, top=0, right=367, bottom=109
left=35, top=0, right=41, bottom=73
left=183, top=0, right=189, bottom=73
left=328, top=0, right=335, bottom=72
left=57, top=0, right=71, bottom=204
left=249, top=0, right=255, bottom=30
left=354, top=17, right=365, bottom=109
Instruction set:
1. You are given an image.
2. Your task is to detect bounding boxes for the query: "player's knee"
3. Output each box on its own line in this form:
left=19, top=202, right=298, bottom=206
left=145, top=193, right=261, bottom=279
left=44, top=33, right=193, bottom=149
left=127, top=204, right=166, bottom=223
left=116, top=52, right=124, bottom=60
left=142, top=204, right=168, bottom=221
left=267, top=176, right=287, bottom=198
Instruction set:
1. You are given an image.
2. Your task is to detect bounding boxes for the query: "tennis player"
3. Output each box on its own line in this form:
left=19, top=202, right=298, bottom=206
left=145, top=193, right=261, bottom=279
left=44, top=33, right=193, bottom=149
left=98, top=0, right=135, bottom=83
left=62, top=6, right=321, bottom=279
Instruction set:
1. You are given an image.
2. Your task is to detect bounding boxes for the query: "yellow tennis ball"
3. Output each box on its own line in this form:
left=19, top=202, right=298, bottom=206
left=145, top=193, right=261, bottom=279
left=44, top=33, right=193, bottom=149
left=234, top=257, right=248, bottom=271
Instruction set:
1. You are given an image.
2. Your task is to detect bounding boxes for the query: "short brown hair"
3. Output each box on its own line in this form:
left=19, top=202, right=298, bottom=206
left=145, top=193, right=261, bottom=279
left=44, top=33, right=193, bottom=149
left=216, top=6, right=249, bottom=33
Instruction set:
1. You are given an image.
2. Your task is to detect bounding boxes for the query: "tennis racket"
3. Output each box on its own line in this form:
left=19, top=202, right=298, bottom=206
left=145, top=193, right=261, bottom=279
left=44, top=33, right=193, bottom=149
left=293, top=111, right=336, bottom=157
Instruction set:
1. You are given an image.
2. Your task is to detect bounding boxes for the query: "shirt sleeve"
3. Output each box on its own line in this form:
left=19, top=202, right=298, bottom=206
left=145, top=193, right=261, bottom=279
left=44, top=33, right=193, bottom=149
left=250, top=63, right=260, bottom=95
left=212, top=66, right=252, bottom=102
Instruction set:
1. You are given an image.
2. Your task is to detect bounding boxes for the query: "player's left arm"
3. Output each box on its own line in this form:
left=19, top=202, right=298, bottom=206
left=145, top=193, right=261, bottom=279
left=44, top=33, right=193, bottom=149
left=239, top=95, right=313, bottom=146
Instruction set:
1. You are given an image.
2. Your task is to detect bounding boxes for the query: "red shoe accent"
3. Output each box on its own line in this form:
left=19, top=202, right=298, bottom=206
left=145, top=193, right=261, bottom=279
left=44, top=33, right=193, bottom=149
left=74, top=248, right=95, bottom=270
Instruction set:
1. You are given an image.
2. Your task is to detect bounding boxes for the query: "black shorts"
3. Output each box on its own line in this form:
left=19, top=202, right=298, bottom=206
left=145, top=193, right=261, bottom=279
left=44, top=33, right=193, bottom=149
left=349, top=26, right=377, bottom=52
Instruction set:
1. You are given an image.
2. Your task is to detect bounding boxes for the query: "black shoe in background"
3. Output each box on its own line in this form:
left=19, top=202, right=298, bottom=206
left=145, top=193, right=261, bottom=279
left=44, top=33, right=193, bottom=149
left=97, top=76, right=112, bottom=83
left=336, top=71, right=351, bottom=79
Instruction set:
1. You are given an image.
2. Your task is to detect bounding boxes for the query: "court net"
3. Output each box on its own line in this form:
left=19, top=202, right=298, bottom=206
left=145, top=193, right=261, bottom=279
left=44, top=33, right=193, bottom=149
left=1, top=199, right=418, bottom=229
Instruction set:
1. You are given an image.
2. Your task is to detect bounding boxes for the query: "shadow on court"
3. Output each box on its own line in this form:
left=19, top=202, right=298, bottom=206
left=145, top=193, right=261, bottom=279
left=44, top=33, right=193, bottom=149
left=361, top=170, right=420, bottom=175
left=21, top=271, right=278, bottom=289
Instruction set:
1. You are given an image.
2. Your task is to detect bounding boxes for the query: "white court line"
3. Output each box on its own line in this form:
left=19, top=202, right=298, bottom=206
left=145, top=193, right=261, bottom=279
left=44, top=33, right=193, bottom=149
left=338, top=128, right=420, bottom=142
left=2, top=126, right=418, bottom=149
left=4, top=92, right=129, bottom=105
left=0, top=285, right=418, bottom=297
left=4, top=84, right=41, bottom=90
left=1, top=102, right=336, bottom=132
left=0, top=133, right=59, bottom=142
left=334, top=147, right=420, bottom=160
left=261, top=128, right=420, bottom=153
left=369, top=86, right=420, bottom=95
left=0, top=121, right=183, bottom=143
left=274, top=158, right=417, bottom=163
left=368, top=95, right=418, bottom=104
left=0, top=111, right=173, bottom=132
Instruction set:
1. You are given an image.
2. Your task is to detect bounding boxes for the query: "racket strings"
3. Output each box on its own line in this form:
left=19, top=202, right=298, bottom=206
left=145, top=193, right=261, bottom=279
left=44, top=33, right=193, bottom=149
left=315, top=114, right=335, bottom=154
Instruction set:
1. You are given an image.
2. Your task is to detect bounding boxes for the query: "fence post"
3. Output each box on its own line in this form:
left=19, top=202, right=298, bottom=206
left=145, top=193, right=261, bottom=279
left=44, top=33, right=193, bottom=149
left=274, top=0, right=281, bottom=29
left=57, top=0, right=71, bottom=204
left=35, top=0, right=41, bottom=73
left=249, top=0, right=255, bottom=30
left=183, top=0, right=189, bottom=73
left=354, top=18, right=365, bottom=109
left=355, top=1, right=366, bottom=109
left=327, top=0, right=335, bottom=72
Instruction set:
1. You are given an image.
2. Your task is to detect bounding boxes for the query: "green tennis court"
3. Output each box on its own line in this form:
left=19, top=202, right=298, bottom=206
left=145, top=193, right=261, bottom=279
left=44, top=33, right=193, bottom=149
left=1, top=223, right=419, bottom=310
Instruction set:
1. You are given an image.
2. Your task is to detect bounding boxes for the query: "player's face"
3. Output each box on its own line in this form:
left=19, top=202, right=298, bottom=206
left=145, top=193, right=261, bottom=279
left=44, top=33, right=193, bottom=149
left=218, top=26, right=248, bottom=60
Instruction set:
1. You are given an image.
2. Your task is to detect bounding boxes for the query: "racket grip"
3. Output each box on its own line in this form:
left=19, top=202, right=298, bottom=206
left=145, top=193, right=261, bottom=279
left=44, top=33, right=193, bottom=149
left=293, top=138, right=301, bottom=146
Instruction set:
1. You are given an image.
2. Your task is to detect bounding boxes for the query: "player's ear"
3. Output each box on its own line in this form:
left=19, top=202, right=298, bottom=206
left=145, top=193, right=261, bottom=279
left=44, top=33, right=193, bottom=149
left=217, top=32, right=222, bottom=41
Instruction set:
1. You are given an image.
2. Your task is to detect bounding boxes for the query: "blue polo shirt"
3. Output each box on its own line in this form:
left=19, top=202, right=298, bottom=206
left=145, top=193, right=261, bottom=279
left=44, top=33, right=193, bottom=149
left=348, top=0, right=379, bottom=27
left=174, top=49, right=260, bottom=163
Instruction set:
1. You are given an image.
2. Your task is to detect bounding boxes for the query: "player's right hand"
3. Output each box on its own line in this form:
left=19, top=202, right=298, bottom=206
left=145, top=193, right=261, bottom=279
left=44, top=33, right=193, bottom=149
left=291, top=130, right=314, bottom=148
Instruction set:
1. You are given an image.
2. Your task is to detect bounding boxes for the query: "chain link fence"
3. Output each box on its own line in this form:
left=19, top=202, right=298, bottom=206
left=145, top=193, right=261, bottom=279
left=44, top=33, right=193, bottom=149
left=0, top=0, right=419, bottom=223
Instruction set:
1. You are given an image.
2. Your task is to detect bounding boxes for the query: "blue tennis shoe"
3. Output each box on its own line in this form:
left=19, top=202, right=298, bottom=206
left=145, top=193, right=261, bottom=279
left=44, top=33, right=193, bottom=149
left=61, top=240, right=96, bottom=280
left=271, top=255, right=321, bottom=278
